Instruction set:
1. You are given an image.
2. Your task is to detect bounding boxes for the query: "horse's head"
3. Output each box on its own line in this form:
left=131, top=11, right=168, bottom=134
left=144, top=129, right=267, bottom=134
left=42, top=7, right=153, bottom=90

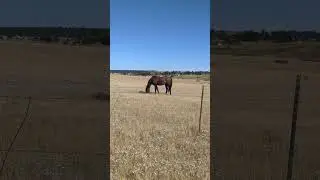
left=145, top=85, right=150, bottom=93
left=145, top=77, right=153, bottom=93
left=145, top=87, right=150, bottom=93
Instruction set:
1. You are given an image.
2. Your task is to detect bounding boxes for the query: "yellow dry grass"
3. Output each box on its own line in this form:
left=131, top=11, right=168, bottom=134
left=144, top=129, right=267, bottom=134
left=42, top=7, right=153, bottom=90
left=0, top=41, right=108, bottom=179
left=212, top=54, right=320, bottom=179
left=110, top=74, right=210, bottom=180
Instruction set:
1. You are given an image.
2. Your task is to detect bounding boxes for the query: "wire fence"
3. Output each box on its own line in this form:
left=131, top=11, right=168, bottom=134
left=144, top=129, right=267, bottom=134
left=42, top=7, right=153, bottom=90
left=0, top=94, right=108, bottom=179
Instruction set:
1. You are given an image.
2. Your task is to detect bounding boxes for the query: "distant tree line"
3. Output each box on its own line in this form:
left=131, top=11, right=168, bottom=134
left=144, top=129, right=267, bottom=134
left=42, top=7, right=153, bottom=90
left=111, top=70, right=210, bottom=76
left=211, top=29, right=320, bottom=44
left=0, top=27, right=109, bottom=46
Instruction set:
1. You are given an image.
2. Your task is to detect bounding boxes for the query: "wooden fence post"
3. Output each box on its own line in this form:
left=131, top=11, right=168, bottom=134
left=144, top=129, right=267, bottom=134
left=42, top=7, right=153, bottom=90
left=199, top=85, right=204, bottom=133
left=286, top=73, right=302, bottom=180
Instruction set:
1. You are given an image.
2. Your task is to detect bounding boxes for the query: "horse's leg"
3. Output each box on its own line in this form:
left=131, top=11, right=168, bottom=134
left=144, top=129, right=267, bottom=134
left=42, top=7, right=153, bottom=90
left=165, top=85, right=168, bottom=94
left=169, top=86, right=172, bottom=95
left=154, top=85, right=157, bottom=94
left=156, top=85, right=160, bottom=93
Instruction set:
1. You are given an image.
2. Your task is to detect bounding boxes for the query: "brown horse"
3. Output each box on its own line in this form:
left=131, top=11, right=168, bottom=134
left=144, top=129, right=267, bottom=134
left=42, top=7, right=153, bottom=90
left=145, top=75, right=172, bottom=95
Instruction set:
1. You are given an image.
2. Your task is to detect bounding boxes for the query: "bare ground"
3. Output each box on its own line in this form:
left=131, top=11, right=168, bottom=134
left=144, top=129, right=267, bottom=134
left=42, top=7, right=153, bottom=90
left=0, top=41, right=108, bottom=179
left=110, top=74, right=210, bottom=180
left=212, top=54, right=320, bottom=179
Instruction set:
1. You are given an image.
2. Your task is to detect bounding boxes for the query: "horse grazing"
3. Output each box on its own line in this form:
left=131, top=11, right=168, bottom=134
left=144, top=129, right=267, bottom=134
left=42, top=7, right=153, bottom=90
left=145, top=75, right=172, bottom=95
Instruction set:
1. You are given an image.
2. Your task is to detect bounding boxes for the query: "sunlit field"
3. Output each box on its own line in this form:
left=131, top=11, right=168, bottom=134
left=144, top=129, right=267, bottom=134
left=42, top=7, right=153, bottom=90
left=110, top=74, right=210, bottom=180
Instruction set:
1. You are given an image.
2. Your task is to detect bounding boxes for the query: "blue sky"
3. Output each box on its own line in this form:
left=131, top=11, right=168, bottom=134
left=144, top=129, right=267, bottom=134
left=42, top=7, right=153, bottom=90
left=111, top=0, right=210, bottom=71
left=212, top=0, right=320, bottom=31
left=0, top=0, right=109, bottom=28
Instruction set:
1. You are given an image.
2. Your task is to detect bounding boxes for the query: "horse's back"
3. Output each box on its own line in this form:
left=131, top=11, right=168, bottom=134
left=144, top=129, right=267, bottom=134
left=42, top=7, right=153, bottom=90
left=149, top=75, right=172, bottom=85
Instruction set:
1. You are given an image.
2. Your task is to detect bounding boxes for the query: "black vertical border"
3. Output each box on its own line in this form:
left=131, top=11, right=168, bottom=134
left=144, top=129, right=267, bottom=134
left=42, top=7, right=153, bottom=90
left=106, top=0, right=110, bottom=178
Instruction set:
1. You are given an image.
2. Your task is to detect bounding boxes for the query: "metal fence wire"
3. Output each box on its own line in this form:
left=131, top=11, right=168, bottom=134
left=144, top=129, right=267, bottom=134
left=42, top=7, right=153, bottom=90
left=0, top=95, right=108, bottom=179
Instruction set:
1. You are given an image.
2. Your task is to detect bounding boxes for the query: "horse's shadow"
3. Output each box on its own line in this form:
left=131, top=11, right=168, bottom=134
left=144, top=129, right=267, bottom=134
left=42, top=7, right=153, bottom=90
left=138, top=90, right=170, bottom=95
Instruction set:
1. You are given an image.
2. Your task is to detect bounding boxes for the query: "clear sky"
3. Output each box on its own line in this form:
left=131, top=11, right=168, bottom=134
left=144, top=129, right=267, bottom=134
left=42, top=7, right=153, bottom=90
left=0, top=0, right=109, bottom=28
left=212, top=0, right=320, bottom=31
left=111, top=0, right=210, bottom=71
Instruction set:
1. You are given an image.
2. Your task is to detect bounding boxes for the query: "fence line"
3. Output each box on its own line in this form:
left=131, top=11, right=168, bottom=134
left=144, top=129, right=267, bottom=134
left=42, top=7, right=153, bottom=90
left=0, top=96, right=31, bottom=176
left=0, top=94, right=108, bottom=175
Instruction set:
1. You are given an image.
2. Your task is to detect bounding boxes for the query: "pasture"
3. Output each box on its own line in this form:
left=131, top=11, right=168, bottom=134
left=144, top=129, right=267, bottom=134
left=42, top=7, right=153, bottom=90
left=212, top=54, right=320, bottom=179
left=0, top=41, right=108, bottom=179
left=110, top=74, right=210, bottom=179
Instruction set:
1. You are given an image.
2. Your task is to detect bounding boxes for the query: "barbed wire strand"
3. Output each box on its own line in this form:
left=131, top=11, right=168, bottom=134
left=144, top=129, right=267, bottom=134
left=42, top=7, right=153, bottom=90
left=0, top=96, right=32, bottom=177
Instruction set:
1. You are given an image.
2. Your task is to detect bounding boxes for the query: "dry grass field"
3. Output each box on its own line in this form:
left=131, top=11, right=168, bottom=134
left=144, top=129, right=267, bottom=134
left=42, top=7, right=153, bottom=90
left=0, top=41, right=108, bottom=179
left=212, top=54, right=320, bottom=179
left=110, top=74, right=210, bottom=179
